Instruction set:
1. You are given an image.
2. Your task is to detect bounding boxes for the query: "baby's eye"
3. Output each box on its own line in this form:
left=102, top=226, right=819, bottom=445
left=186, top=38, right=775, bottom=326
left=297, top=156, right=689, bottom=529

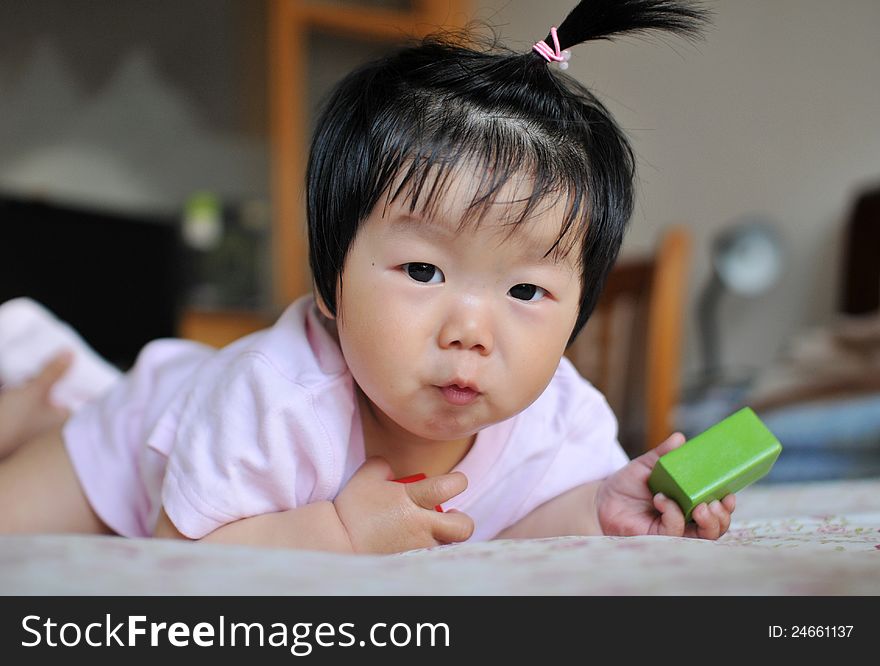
left=403, top=263, right=445, bottom=284
left=509, top=283, right=547, bottom=302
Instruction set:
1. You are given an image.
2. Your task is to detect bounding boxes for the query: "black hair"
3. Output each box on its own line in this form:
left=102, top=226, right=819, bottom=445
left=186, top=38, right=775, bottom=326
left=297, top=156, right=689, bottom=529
left=307, top=0, right=709, bottom=346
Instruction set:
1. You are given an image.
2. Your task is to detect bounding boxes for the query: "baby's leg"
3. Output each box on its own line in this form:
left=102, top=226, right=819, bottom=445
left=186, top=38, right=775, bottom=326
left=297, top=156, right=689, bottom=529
left=0, top=297, right=122, bottom=412
left=0, top=352, right=72, bottom=459
left=0, top=426, right=111, bottom=534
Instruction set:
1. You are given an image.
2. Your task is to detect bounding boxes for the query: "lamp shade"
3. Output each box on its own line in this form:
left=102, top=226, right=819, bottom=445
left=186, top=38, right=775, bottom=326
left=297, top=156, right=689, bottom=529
left=712, top=219, right=783, bottom=296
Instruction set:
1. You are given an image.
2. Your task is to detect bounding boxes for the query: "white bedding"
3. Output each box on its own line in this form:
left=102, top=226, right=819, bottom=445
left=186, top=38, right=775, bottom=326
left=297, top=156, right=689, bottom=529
left=2, top=478, right=878, bottom=595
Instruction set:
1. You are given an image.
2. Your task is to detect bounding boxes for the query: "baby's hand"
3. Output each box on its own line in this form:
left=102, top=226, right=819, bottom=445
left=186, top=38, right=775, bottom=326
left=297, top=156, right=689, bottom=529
left=333, top=457, right=474, bottom=554
left=596, top=433, right=736, bottom=540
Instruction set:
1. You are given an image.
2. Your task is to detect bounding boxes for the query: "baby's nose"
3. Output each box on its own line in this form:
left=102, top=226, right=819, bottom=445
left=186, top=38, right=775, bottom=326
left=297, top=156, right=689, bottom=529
left=437, top=304, right=494, bottom=355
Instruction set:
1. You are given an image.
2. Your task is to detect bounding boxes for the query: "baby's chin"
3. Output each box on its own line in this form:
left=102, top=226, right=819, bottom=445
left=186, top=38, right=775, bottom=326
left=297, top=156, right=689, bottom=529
left=368, top=389, right=525, bottom=441
left=404, top=411, right=506, bottom=443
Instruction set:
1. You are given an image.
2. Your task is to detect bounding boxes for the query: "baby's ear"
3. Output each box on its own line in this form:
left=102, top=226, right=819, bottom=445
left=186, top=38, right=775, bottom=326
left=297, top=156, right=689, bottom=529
left=314, top=290, right=335, bottom=320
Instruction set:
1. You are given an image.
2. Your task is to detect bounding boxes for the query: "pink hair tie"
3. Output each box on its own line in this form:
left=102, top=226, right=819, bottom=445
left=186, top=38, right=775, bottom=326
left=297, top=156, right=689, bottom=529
left=532, top=26, right=572, bottom=70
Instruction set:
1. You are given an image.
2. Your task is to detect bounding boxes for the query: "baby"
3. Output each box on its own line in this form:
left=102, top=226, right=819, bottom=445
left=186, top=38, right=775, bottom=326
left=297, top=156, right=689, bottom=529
left=0, top=0, right=735, bottom=552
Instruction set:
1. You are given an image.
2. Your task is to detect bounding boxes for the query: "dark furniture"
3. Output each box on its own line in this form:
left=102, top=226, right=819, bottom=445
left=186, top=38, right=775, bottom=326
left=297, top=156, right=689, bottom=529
left=0, top=195, right=181, bottom=369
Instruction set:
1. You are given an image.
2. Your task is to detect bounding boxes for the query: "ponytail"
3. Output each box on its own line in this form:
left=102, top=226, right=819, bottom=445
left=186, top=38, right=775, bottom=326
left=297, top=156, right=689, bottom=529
left=532, top=0, right=710, bottom=65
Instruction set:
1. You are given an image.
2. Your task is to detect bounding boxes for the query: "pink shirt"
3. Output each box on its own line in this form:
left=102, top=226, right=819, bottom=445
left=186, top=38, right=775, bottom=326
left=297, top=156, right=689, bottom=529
left=64, top=296, right=628, bottom=541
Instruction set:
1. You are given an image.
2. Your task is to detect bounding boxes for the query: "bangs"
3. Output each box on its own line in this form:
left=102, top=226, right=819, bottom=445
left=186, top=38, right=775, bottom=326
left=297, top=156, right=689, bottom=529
left=370, top=99, right=590, bottom=264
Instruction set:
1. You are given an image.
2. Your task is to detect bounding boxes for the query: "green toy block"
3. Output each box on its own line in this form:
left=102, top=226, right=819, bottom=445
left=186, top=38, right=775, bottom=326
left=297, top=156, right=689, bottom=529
left=648, top=407, right=782, bottom=522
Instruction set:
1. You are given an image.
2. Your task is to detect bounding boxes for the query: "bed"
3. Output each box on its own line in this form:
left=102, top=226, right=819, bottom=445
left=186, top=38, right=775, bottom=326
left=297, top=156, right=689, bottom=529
left=2, top=476, right=878, bottom=595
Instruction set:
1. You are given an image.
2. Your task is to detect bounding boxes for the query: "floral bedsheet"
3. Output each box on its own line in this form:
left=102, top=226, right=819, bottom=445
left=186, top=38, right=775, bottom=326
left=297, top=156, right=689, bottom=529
left=2, top=478, right=878, bottom=595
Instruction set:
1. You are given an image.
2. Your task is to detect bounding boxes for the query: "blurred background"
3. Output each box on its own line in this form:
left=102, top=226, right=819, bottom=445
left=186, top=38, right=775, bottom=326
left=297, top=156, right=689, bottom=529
left=1, top=1, right=878, bottom=481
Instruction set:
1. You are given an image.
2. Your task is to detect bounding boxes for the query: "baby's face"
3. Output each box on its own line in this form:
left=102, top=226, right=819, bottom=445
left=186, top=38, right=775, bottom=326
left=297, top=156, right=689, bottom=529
left=332, top=169, right=582, bottom=442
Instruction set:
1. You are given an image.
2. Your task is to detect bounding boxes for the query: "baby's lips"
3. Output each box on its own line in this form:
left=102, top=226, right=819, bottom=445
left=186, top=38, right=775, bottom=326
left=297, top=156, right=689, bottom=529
left=393, top=473, right=444, bottom=512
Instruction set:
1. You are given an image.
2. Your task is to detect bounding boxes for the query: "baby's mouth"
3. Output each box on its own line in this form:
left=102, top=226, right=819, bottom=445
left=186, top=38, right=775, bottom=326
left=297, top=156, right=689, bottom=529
left=436, top=382, right=482, bottom=406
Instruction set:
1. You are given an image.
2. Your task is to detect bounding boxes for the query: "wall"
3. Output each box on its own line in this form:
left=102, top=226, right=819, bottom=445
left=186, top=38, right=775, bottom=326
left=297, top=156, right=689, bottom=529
left=3, top=0, right=879, bottom=384
left=475, top=0, right=880, bottom=383
left=0, top=0, right=268, bottom=216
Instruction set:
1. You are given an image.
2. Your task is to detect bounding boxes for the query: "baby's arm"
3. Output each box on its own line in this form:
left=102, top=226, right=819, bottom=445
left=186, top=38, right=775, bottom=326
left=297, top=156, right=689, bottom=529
left=494, top=434, right=735, bottom=541
left=153, top=503, right=354, bottom=552
left=494, top=481, right=603, bottom=539
left=153, top=456, right=474, bottom=553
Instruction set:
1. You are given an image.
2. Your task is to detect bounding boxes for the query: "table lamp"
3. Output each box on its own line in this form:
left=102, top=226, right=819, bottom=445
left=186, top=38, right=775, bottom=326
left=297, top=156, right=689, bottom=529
left=697, top=217, right=783, bottom=390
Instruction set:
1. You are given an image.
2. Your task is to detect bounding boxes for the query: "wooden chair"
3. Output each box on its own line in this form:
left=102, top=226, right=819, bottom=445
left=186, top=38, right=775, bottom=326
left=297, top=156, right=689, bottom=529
left=565, top=226, right=691, bottom=455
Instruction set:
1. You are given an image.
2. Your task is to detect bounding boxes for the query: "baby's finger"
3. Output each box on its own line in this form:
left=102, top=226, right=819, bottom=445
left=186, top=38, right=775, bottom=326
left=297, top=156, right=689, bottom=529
left=431, top=508, right=474, bottom=544
left=638, top=432, right=686, bottom=469
left=653, top=432, right=686, bottom=457
left=709, top=499, right=732, bottom=536
left=653, top=493, right=685, bottom=536
left=721, top=493, right=736, bottom=513
left=693, top=502, right=721, bottom=540
left=406, top=472, right=468, bottom=510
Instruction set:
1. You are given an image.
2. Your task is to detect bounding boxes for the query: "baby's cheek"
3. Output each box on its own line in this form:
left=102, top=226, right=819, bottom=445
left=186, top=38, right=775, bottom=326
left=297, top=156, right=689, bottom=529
left=504, top=357, right=559, bottom=415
